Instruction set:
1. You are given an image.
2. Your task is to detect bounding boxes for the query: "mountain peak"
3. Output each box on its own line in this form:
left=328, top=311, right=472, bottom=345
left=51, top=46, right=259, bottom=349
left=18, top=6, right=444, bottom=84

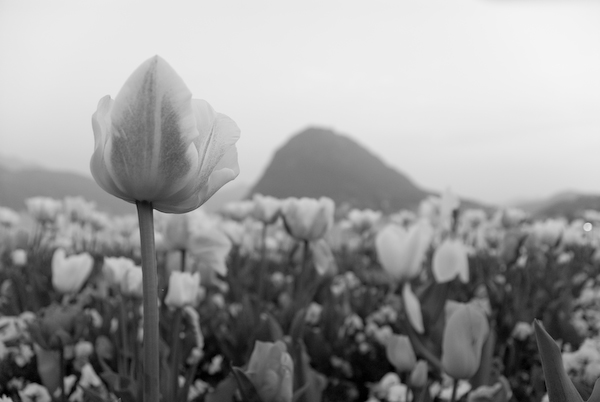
left=250, top=126, right=430, bottom=212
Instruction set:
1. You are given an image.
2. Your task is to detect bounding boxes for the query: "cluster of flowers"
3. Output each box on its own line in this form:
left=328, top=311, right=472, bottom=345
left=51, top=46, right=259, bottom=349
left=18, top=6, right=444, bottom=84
left=0, top=187, right=599, bottom=402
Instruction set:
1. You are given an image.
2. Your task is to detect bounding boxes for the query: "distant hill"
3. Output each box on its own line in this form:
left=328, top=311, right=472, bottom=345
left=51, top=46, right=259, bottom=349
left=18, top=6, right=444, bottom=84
left=0, top=166, right=135, bottom=215
left=513, top=191, right=600, bottom=220
left=250, top=127, right=482, bottom=213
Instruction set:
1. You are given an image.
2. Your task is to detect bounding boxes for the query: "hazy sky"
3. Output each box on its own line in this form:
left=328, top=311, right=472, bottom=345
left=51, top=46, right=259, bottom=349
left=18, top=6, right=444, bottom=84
left=1, top=1, right=599, bottom=205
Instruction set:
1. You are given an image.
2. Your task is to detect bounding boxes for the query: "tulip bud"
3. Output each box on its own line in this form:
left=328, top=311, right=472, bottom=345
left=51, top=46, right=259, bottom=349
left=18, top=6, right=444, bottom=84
left=402, top=283, right=424, bottom=334
left=51, top=249, right=94, bottom=294
left=244, top=340, right=294, bottom=402
left=281, top=197, right=335, bottom=241
left=25, top=197, right=62, bottom=224
left=252, top=194, right=282, bottom=224
left=432, top=238, right=469, bottom=283
left=409, top=360, right=428, bottom=388
left=90, top=56, right=240, bottom=213
left=442, top=303, right=489, bottom=379
left=164, top=214, right=191, bottom=250
left=121, top=266, right=143, bottom=298
left=103, top=256, right=137, bottom=287
left=11, top=249, right=27, bottom=266
left=375, top=220, right=432, bottom=281
left=164, top=271, right=201, bottom=308
left=385, top=334, right=417, bottom=373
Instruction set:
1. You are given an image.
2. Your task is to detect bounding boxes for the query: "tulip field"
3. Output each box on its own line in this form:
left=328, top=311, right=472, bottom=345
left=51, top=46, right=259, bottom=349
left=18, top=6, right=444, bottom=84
left=1, top=193, right=600, bottom=402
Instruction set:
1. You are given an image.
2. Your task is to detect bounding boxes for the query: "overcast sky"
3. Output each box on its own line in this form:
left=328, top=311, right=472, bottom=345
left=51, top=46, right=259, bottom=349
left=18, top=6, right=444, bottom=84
left=1, top=0, right=599, bottom=205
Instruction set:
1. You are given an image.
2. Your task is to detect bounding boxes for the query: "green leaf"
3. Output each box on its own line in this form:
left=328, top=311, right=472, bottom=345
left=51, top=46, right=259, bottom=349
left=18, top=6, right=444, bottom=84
left=232, top=367, right=264, bottom=402
left=534, top=319, right=583, bottom=402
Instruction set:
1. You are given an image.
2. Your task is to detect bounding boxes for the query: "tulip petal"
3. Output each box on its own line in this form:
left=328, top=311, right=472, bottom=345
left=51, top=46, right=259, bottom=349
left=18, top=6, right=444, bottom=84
left=432, top=239, right=469, bottom=284
left=403, top=283, right=425, bottom=334
left=533, top=320, right=584, bottom=402
left=104, top=56, right=199, bottom=201
left=91, top=96, right=132, bottom=203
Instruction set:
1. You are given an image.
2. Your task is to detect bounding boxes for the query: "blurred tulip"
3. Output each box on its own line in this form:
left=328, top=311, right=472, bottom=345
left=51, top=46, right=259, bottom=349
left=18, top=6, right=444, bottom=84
left=282, top=197, right=335, bottom=241
left=402, top=283, right=424, bottom=333
left=121, top=265, right=143, bottom=297
left=25, top=197, right=62, bottom=223
left=244, top=340, right=294, bottom=402
left=375, top=221, right=432, bottom=281
left=164, top=271, right=201, bottom=308
left=467, top=377, right=512, bottom=402
left=51, top=248, right=94, bottom=294
left=432, top=238, right=469, bottom=283
left=220, top=200, right=255, bottom=221
left=310, top=239, right=338, bottom=276
left=347, top=208, right=382, bottom=232
left=385, top=334, right=417, bottom=373
left=252, top=194, right=282, bottom=224
left=18, top=382, right=51, bottom=402
left=0, top=207, right=20, bottom=227
left=410, top=360, right=428, bottom=388
left=63, top=196, right=96, bottom=223
left=11, top=249, right=27, bottom=266
left=164, top=213, right=191, bottom=250
left=90, top=56, right=240, bottom=213
left=442, top=303, right=489, bottom=379
left=103, top=256, right=137, bottom=287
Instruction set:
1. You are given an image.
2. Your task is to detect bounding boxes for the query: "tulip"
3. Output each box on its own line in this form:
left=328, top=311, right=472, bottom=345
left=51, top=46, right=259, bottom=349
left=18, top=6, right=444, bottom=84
left=402, top=283, right=424, bottom=333
left=375, top=220, right=433, bottom=281
left=442, top=303, right=489, bottom=379
left=11, top=249, right=27, bottom=266
left=244, top=340, right=294, bottom=402
left=103, top=256, right=137, bottom=287
left=432, top=238, right=469, bottom=283
left=0, top=207, right=20, bottom=227
left=90, top=55, right=240, bottom=214
left=410, top=360, right=428, bottom=388
left=164, top=213, right=191, bottom=250
left=120, top=265, right=143, bottom=298
left=25, top=197, right=62, bottom=223
left=164, top=271, right=201, bottom=308
left=281, top=197, right=335, bottom=241
left=252, top=194, right=282, bottom=224
left=51, top=248, right=94, bottom=294
left=385, top=334, right=417, bottom=372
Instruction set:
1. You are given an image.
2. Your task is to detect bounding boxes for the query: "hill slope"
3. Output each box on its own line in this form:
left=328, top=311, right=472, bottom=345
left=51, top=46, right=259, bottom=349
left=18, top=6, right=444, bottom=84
left=250, top=127, right=433, bottom=212
left=0, top=167, right=135, bottom=215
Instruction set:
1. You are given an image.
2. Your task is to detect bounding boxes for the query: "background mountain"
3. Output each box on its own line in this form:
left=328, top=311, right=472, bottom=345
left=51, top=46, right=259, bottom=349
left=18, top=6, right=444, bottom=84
left=250, top=127, right=489, bottom=213
left=0, top=166, right=135, bottom=215
left=510, top=191, right=600, bottom=220
left=4, top=128, right=597, bottom=219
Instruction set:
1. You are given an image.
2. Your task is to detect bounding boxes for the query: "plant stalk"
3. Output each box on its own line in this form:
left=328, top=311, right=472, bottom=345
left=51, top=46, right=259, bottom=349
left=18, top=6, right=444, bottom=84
left=136, top=201, right=160, bottom=402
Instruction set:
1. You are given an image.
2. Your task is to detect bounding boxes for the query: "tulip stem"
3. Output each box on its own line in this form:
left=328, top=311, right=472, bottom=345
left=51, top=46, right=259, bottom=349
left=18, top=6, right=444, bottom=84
left=258, top=223, right=268, bottom=300
left=136, top=201, right=160, bottom=402
left=450, top=379, right=458, bottom=402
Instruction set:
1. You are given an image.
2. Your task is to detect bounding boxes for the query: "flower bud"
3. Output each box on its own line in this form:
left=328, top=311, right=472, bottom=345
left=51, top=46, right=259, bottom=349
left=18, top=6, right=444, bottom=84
left=409, top=360, right=428, bottom=388
left=51, top=249, right=94, bottom=294
left=442, top=303, right=489, bottom=379
left=252, top=194, right=282, bottom=224
left=385, top=334, right=417, bottom=373
left=164, top=213, right=191, bottom=250
left=121, top=266, right=143, bottom=298
left=25, top=197, right=62, bottom=223
left=282, top=197, right=335, bottom=241
left=432, top=238, right=469, bottom=283
left=90, top=56, right=240, bottom=213
left=375, top=220, right=432, bottom=281
left=11, top=249, right=27, bottom=266
left=164, top=271, right=201, bottom=308
left=245, top=340, right=294, bottom=402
